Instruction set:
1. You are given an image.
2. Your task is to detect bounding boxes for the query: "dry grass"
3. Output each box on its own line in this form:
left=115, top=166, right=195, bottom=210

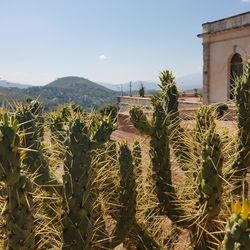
left=111, top=117, right=240, bottom=249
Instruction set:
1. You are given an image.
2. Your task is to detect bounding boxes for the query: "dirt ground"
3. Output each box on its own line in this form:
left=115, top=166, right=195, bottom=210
left=111, top=114, right=243, bottom=250
left=112, top=117, right=238, bottom=143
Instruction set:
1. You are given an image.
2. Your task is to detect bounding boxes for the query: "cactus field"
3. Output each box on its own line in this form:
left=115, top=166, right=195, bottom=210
left=0, top=64, right=250, bottom=250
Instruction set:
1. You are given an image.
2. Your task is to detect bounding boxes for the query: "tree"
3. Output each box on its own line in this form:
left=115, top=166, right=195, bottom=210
left=138, top=83, right=145, bottom=97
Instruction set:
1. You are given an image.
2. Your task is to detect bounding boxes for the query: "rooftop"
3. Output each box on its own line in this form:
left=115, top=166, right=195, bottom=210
left=198, top=11, right=250, bottom=37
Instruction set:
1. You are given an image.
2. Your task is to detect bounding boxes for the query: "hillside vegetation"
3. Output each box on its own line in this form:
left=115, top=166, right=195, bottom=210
left=0, top=76, right=117, bottom=110
left=0, top=86, right=29, bottom=104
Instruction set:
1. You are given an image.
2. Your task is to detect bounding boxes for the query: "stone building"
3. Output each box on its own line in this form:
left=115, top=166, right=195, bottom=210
left=198, top=11, right=250, bottom=103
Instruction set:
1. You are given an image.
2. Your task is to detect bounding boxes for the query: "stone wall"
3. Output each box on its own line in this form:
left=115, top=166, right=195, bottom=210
left=202, top=12, right=250, bottom=35
left=117, top=96, right=202, bottom=119
left=199, top=12, right=250, bottom=103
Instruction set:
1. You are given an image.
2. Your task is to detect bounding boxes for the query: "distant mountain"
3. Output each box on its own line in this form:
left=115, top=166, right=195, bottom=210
left=98, top=73, right=202, bottom=92
left=98, top=81, right=160, bottom=92
left=97, top=82, right=121, bottom=91
left=0, top=80, right=32, bottom=89
left=0, top=73, right=202, bottom=109
left=24, top=76, right=117, bottom=110
left=0, top=86, right=29, bottom=105
left=176, top=73, right=202, bottom=91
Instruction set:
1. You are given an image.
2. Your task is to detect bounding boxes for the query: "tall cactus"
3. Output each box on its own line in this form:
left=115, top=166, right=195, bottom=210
left=111, top=142, right=137, bottom=246
left=62, top=119, right=92, bottom=250
left=191, top=106, right=224, bottom=249
left=196, top=122, right=223, bottom=219
left=230, top=63, right=250, bottom=195
left=15, top=100, right=54, bottom=184
left=62, top=115, right=115, bottom=249
left=111, top=142, right=160, bottom=249
left=130, top=92, right=188, bottom=228
left=0, top=114, right=35, bottom=250
left=159, top=70, right=189, bottom=167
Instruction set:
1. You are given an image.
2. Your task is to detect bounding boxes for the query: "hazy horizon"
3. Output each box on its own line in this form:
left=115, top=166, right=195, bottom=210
left=0, top=0, right=249, bottom=85
left=0, top=72, right=202, bottom=87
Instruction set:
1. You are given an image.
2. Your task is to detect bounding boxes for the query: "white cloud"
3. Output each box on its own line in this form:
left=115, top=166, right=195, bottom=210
left=241, top=0, right=250, bottom=2
left=99, top=55, right=107, bottom=60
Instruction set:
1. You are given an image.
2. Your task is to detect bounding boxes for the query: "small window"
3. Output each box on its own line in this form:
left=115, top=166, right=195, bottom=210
left=230, top=53, right=243, bottom=99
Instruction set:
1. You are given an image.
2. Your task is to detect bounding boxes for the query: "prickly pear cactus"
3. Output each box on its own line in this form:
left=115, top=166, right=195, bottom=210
left=62, top=119, right=93, bottom=250
left=0, top=114, right=34, bottom=250
left=222, top=200, right=250, bottom=250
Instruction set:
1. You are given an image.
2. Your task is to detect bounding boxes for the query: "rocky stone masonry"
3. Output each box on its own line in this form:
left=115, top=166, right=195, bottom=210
left=200, top=11, right=250, bottom=35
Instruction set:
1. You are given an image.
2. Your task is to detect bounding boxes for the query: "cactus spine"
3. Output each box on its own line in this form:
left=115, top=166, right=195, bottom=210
left=0, top=114, right=34, bottom=250
left=1, top=65, right=250, bottom=249
left=159, top=70, right=189, bottom=167
left=15, top=100, right=53, bottom=184
left=62, top=119, right=92, bottom=249
left=196, top=122, right=223, bottom=218
left=231, top=63, right=250, bottom=195
left=132, top=141, right=142, bottom=168
left=191, top=106, right=224, bottom=249
left=111, top=142, right=137, bottom=246
left=195, top=105, right=216, bottom=142
left=111, top=142, right=160, bottom=249
left=62, top=115, right=115, bottom=249
left=130, top=92, right=187, bottom=228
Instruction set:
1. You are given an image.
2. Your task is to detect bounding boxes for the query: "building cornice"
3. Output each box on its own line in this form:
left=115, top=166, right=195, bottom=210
left=198, top=11, right=250, bottom=38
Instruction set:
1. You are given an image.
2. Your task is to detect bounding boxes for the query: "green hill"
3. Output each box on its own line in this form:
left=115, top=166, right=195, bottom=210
left=0, top=77, right=118, bottom=110
left=26, top=76, right=117, bottom=110
left=0, top=87, right=29, bottom=105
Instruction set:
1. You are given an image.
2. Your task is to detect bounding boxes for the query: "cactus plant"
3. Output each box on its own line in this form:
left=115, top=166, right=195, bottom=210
left=62, top=114, right=115, bottom=249
left=0, top=113, right=35, bottom=250
left=221, top=200, right=250, bottom=250
left=1, top=65, right=250, bottom=249
left=47, top=105, right=71, bottom=143
left=132, top=141, right=142, bottom=173
left=110, top=142, right=160, bottom=249
left=159, top=70, right=189, bottom=167
left=15, top=100, right=54, bottom=184
left=62, top=119, right=93, bottom=249
left=130, top=92, right=188, bottom=228
left=196, top=127, right=223, bottom=218
left=188, top=105, right=225, bottom=249
left=111, top=142, right=137, bottom=246
left=230, top=63, right=250, bottom=195
left=195, top=105, right=216, bottom=143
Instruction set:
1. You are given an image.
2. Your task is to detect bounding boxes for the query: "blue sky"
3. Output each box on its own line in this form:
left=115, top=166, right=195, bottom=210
left=0, top=0, right=249, bottom=85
